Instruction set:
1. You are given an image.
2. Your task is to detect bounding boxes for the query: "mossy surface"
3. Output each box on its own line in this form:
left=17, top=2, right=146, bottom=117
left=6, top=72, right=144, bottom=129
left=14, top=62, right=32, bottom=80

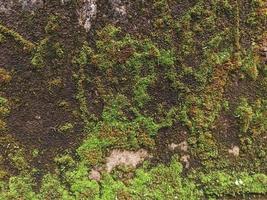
left=0, top=0, right=267, bottom=199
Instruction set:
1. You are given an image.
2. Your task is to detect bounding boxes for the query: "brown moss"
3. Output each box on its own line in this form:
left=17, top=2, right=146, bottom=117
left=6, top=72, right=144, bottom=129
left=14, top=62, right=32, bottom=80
left=0, top=119, right=7, bottom=132
left=0, top=170, right=8, bottom=180
left=85, top=149, right=103, bottom=166
left=0, top=68, right=11, bottom=84
left=99, top=126, right=130, bottom=149
left=0, top=24, right=35, bottom=51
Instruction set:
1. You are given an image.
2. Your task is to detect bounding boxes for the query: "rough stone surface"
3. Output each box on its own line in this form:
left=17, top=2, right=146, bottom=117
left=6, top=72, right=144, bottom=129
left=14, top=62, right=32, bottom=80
left=0, top=0, right=127, bottom=31
left=109, top=0, right=126, bottom=16
left=89, top=169, right=101, bottom=181
left=178, top=141, right=188, bottom=152
left=180, top=155, right=190, bottom=169
left=77, top=0, right=97, bottom=32
left=19, top=0, right=43, bottom=10
left=228, top=146, right=240, bottom=157
left=168, top=141, right=188, bottom=152
left=106, top=149, right=149, bottom=173
left=0, top=0, right=43, bottom=13
left=168, top=143, right=178, bottom=151
left=0, top=0, right=12, bottom=13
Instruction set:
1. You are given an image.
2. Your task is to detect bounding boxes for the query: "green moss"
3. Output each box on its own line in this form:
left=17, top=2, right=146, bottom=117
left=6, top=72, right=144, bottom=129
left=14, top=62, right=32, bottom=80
left=39, top=174, right=71, bottom=200
left=58, top=100, right=70, bottom=109
left=0, top=174, right=37, bottom=200
left=158, top=49, right=176, bottom=67
left=99, top=174, right=126, bottom=200
left=0, top=24, right=35, bottom=51
left=0, top=96, right=10, bottom=132
left=72, top=42, right=93, bottom=67
left=73, top=42, right=95, bottom=130
left=0, top=97, right=9, bottom=116
left=133, top=76, right=154, bottom=108
left=0, top=34, right=6, bottom=44
left=129, top=158, right=202, bottom=199
left=32, top=149, right=39, bottom=158
left=241, top=50, right=260, bottom=80
left=8, top=148, right=28, bottom=171
left=77, top=134, right=107, bottom=166
left=235, top=98, right=267, bottom=135
left=30, top=15, right=64, bottom=69
left=71, top=178, right=99, bottom=199
left=200, top=170, right=267, bottom=198
left=58, top=122, right=74, bottom=134
left=45, top=15, right=60, bottom=34
left=65, top=163, right=100, bottom=199
left=55, top=154, right=75, bottom=168
left=31, top=38, right=48, bottom=68
left=53, top=42, right=64, bottom=58
left=0, top=68, right=12, bottom=84
left=0, top=170, right=8, bottom=180
left=0, top=0, right=267, bottom=199
left=189, top=132, right=219, bottom=167
left=235, top=98, right=254, bottom=133
left=48, top=77, right=63, bottom=91
left=0, top=120, right=7, bottom=132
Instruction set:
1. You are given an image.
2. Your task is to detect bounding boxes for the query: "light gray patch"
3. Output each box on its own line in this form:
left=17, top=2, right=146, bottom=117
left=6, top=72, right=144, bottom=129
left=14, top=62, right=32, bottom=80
left=0, top=0, right=43, bottom=13
left=180, top=155, right=190, bottom=169
left=228, top=145, right=240, bottom=157
left=77, top=0, right=97, bottom=32
left=0, top=0, right=14, bottom=13
left=60, top=0, right=71, bottom=4
left=19, top=0, right=43, bottom=10
left=89, top=169, right=101, bottom=181
left=178, top=141, right=188, bottom=152
left=106, top=149, right=149, bottom=173
left=109, top=0, right=126, bottom=16
left=168, top=143, right=178, bottom=151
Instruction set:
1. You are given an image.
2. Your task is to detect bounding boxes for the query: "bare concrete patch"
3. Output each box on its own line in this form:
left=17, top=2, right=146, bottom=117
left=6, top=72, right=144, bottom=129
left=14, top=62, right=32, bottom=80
left=89, top=169, right=101, bottom=181
left=168, top=143, right=178, bottom=151
left=178, top=141, right=188, bottom=152
left=180, top=155, right=190, bottom=169
left=228, top=146, right=240, bottom=157
left=168, top=140, right=188, bottom=152
left=106, top=149, right=149, bottom=173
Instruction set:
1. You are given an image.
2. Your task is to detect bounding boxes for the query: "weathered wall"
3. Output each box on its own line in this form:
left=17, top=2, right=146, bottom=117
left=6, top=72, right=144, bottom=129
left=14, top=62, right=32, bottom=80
left=0, top=0, right=127, bottom=31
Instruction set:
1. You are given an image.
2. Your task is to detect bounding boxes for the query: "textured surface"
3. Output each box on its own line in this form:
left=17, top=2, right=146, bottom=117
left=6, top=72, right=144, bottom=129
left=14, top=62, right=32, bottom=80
left=0, top=0, right=266, bottom=199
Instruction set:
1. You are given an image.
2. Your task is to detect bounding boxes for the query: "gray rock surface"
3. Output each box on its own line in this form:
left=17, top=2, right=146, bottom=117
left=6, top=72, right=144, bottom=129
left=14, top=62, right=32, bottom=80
left=0, top=0, right=43, bottom=13
left=109, top=0, right=126, bottom=16
left=0, top=0, right=127, bottom=31
left=19, top=0, right=43, bottom=10
left=77, top=0, right=97, bottom=32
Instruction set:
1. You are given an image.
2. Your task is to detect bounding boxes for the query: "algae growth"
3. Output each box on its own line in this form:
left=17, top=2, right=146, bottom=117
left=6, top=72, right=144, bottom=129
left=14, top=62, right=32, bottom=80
left=0, top=0, right=266, bottom=199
